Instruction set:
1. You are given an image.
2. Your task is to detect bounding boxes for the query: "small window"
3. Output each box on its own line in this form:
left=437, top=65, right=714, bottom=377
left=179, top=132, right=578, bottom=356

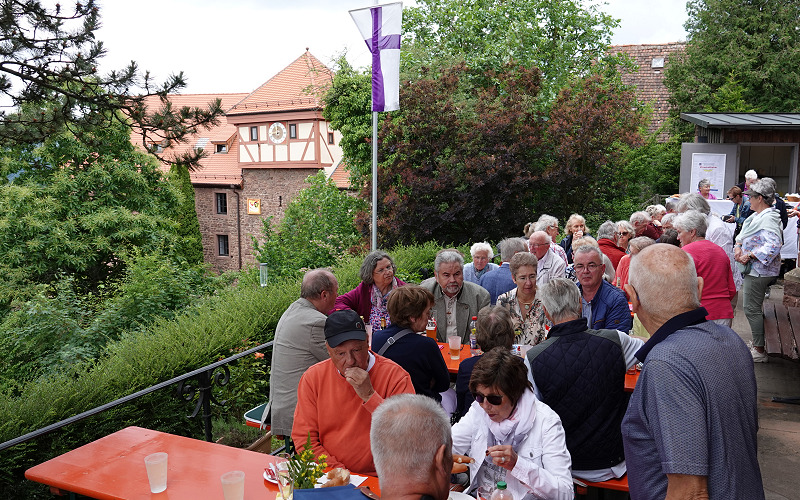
left=250, top=126, right=258, bottom=141
left=215, top=193, right=227, bottom=215
left=218, top=235, right=229, bottom=257
left=651, top=57, right=665, bottom=69
left=327, top=132, right=334, bottom=145
left=215, top=144, right=227, bottom=153
left=289, top=124, right=297, bottom=139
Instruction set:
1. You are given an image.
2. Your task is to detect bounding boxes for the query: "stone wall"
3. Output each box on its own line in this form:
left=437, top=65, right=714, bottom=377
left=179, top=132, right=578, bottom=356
left=194, top=167, right=321, bottom=273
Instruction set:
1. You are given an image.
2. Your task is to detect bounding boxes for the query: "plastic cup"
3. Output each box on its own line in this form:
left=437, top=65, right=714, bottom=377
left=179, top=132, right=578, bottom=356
left=220, top=470, right=245, bottom=500
left=448, top=335, right=462, bottom=360
left=276, top=461, right=293, bottom=500
left=144, top=452, right=168, bottom=494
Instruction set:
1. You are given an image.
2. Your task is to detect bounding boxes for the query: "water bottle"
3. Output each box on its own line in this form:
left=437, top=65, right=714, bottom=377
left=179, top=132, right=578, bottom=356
left=469, top=316, right=478, bottom=356
left=491, top=481, right=513, bottom=500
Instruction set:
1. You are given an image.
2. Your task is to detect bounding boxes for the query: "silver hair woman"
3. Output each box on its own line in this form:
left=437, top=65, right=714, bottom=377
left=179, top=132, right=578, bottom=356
left=464, top=242, right=498, bottom=284
left=496, top=252, right=549, bottom=346
left=560, top=213, right=588, bottom=264
left=734, top=180, right=783, bottom=362
left=334, top=250, right=406, bottom=331
left=645, top=204, right=667, bottom=223
left=615, top=220, right=635, bottom=252
left=698, top=178, right=717, bottom=200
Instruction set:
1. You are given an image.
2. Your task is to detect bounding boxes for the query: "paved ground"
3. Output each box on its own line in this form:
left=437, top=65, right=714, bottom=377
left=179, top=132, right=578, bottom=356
left=732, top=285, right=800, bottom=500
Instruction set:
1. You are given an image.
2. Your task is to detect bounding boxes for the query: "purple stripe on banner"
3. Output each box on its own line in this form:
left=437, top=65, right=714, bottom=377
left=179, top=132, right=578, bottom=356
left=362, top=7, right=400, bottom=112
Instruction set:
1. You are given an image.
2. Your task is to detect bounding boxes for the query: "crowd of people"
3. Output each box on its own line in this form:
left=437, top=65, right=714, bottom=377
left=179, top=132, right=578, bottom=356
left=267, top=174, right=784, bottom=499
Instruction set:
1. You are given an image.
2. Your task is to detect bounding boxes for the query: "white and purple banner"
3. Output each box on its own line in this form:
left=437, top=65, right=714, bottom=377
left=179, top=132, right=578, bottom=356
left=350, top=2, right=402, bottom=112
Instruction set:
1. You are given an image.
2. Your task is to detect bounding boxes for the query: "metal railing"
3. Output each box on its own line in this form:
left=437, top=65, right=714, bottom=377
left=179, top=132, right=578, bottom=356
left=0, top=340, right=274, bottom=452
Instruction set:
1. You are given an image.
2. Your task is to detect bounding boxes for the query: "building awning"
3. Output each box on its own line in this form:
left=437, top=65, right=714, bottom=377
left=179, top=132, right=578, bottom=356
left=681, top=113, right=800, bottom=129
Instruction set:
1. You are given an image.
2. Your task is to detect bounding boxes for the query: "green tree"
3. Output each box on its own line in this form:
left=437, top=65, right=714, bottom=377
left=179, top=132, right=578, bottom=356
left=403, top=0, right=618, bottom=102
left=0, top=119, right=183, bottom=295
left=253, top=171, right=367, bottom=278
left=169, top=164, right=204, bottom=265
left=665, top=0, right=800, bottom=137
left=0, top=0, right=222, bottom=169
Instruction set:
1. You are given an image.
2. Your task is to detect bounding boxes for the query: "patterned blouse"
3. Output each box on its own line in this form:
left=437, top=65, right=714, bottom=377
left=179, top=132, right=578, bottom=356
left=496, top=288, right=550, bottom=346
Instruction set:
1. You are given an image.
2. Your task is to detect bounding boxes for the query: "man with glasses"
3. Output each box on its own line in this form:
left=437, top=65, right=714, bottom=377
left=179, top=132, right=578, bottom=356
left=574, top=245, right=632, bottom=332
left=528, top=231, right=566, bottom=286
left=526, top=278, right=643, bottom=486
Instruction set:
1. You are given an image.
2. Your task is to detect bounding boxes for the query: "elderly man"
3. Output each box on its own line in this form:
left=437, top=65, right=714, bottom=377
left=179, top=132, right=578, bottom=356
left=529, top=231, right=566, bottom=286
left=534, top=214, right=568, bottom=263
left=422, top=250, right=491, bottom=343
left=574, top=245, right=632, bottom=332
left=596, top=220, right=627, bottom=268
left=292, top=309, right=414, bottom=474
left=526, top=278, right=643, bottom=484
left=479, top=238, right=527, bottom=305
left=630, top=211, right=662, bottom=240
left=622, top=244, right=764, bottom=499
left=464, top=242, right=499, bottom=284
left=737, top=168, right=758, bottom=193
left=371, top=394, right=453, bottom=500
left=269, top=269, right=338, bottom=447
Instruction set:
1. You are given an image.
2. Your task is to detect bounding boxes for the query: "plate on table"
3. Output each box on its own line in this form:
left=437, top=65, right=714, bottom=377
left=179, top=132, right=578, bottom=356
left=314, top=473, right=368, bottom=488
left=448, top=492, right=473, bottom=500
left=263, top=467, right=278, bottom=484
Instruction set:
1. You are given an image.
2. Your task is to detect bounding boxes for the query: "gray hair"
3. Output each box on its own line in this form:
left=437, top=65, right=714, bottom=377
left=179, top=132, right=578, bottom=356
left=470, top=242, right=494, bottom=259
left=756, top=177, right=777, bottom=204
left=745, top=169, right=758, bottom=180
left=597, top=221, right=617, bottom=240
left=499, top=237, right=528, bottom=262
left=571, top=235, right=599, bottom=251
left=665, top=197, right=680, bottom=213
left=539, top=278, right=582, bottom=324
left=628, top=236, right=656, bottom=255
left=698, top=178, right=711, bottom=189
left=573, top=244, right=603, bottom=262
left=529, top=231, right=552, bottom=245
left=360, top=251, right=396, bottom=285
left=645, top=204, right=666, bottom=218
left=371, top=394, right=452, bottom=487
left=509, top=251, right=538, bottom=277
left=535, top=214, right=559, bottom=233
left=434, top=249, right=464, bottom=272
left=629, top=211, right=651, bottom=225
left=565, top=213, right=586, bottom=235
left=661, top=212, right=677, bottom=228
left=673, top=210, right=708, bottom=238
left=676, top=193, right=711, bottom=215
left=629, top=244, right=700, bottom=321
left=300, top=269, right=337, bottom=299
left=616, top=220, right=635, bottom=236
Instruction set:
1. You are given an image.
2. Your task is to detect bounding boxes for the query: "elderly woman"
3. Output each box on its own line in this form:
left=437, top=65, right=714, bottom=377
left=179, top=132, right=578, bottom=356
left=615, top=220, right=635, bottom=253
left=674, top=210, right=736, bottom=326
left=452, top=348, right=573, bottom=499
left=454, top=306, right=515, bottom=422
left=496, top=252, right=549, bottom=346
left=698, top=178, right=717, bottom=200
left=614, top=236, right=654, bottom=293
left=372, top=285, right=451, bottom=405
left=333, top=250, right=406, bottom=331
left=534, top=214, right=568, bottom=263
left=559, top=213, right=588, bottom=264
left=464, top=242, right=499, bottom=284
left=645, top=204, right=667, bottom=225
left=735, top=180, right=783, bottom=363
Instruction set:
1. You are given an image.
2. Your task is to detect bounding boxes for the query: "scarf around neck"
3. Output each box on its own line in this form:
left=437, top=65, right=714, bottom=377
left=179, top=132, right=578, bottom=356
left=736, top=207, right=782, bottom=245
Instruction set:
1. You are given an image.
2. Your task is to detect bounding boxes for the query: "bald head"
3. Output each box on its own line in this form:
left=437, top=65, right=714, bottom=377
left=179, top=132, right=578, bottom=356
left=528, top=231, right=551, bottom=259
left=300, top=269, right=338, bottom=313
left=628, top=244, right=700, bottom=324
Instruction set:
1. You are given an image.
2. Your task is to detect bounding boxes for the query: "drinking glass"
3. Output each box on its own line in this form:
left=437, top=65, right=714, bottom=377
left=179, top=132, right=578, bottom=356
left=447, top=335, right=462, bottom=360
left=220, top=470, right=245, bottom=500
left=144, top=452, right=168, bottom=493
left=276, top=461, right=293, bottom=500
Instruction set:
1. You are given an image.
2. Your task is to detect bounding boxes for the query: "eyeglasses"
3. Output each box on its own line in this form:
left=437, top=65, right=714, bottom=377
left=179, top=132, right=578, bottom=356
left=574, top=263, right=602, bottom=272
left=473, top=393, right=503, bottom=405
left=616, top=231, right=630, bottom=236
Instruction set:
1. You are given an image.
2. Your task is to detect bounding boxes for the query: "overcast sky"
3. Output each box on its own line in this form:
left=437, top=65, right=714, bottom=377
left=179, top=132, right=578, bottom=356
left=95, top=0, right=689, bottom=96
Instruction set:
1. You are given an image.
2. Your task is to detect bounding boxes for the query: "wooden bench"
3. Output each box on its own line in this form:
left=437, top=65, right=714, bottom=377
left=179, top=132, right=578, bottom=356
left=762, top=302, right=800, bottom=404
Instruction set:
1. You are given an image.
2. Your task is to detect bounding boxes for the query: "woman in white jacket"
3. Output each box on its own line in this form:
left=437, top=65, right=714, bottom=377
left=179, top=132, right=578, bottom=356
left=452, top=347, right=574, bottom=499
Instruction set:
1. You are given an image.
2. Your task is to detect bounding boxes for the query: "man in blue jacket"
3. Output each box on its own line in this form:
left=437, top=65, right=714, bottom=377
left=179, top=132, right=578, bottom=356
left=574, top=245, right=632, bottom=332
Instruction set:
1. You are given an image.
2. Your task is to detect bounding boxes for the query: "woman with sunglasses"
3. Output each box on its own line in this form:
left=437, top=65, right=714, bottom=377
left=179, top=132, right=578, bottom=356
left=451, top=348, right=573, bottom=499
left=615, top=220, right=635, bottom=253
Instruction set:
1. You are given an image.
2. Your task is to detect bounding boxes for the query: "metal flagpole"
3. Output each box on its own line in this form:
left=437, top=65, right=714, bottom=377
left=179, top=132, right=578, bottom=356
left=371, top=0, right=378, bottom=252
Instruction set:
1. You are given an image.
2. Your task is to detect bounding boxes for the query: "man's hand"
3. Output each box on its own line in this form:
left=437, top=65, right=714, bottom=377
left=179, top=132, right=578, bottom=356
left=344, top=367, right=375, bottom=403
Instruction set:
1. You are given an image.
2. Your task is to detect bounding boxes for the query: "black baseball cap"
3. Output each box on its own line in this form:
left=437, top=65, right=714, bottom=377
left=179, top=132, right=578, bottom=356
left=325, top=309, right=368, bottom=347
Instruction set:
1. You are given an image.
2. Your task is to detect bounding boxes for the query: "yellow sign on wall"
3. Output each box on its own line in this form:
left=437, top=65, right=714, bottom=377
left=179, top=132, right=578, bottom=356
left=247, top=199, right=261, bottom=214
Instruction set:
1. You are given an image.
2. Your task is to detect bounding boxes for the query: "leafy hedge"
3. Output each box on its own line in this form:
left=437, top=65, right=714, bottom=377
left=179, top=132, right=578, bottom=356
left=0, top=243, right=468, bottom=497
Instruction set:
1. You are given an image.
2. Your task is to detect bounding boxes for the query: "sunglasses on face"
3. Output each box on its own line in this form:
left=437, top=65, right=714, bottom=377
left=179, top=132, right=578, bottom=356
left=473, top=393, right=503, bottom=405
left=617, top=231, right=630, bottom=236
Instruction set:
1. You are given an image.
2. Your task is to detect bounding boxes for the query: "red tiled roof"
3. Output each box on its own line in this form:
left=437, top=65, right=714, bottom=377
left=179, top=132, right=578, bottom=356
left=328, top=161, right=352, bottom=189
left=130, top=93, right=247, bottom=186
left=227, top=51, right=334, bottom=115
